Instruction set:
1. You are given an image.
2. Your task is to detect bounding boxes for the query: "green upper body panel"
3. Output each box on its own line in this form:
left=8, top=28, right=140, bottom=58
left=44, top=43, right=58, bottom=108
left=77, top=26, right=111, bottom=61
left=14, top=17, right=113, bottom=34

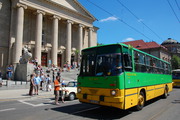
left=78, top=43, right=172, bottom=89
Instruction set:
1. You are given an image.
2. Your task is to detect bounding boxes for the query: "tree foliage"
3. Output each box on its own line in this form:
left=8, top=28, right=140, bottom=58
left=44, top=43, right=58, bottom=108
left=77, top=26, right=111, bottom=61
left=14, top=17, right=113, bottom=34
left=97, top=43, right=103, bottom=46
left=171, top=55, right=180, bottom=69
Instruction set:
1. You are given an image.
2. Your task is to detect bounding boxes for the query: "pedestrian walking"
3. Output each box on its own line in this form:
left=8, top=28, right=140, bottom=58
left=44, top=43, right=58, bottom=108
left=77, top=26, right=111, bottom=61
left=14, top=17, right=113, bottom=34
left=29, top=74, right=35, bottom=96
left=54, top=76, right=61, bottom=105
left=33, top=74, right=41, bottom=95
left=46, top=74, right=52, bottom=91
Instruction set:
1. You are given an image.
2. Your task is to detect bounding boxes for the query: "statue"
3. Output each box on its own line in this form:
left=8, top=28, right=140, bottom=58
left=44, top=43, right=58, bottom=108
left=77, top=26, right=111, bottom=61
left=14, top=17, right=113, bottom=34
left=19, top=46, right=32, bottom=64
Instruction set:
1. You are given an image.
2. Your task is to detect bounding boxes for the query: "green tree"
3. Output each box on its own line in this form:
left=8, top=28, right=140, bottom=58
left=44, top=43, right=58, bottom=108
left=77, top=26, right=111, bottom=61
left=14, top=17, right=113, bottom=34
left=97, top=43, right=103, bottom=46
left=171, top=55, right=180, bottom=69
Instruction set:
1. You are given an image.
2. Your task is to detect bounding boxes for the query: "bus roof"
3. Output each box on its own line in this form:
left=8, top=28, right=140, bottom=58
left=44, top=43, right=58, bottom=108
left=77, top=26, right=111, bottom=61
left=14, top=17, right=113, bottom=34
left=82, top=43, right=170, bottom=64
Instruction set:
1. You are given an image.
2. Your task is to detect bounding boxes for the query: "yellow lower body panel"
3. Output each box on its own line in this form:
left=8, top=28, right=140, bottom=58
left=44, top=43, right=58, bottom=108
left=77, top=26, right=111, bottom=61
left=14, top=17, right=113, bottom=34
left=77, top=83, right=173, bottom=110
left=173, top=79, right=180, bottom=87
left=77, top=88, right=125, bottom=109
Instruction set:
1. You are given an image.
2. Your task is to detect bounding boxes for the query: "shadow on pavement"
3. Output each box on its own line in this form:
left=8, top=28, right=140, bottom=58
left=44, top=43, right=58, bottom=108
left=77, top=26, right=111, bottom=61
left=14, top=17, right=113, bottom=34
left=50, top=103, right=132, bottom=119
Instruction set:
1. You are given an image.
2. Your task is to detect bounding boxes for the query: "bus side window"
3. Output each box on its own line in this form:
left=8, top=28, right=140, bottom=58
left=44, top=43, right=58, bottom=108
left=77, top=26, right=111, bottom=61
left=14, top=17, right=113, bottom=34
left=123, top=53, right=132, bottom=71
left=134, top=51, right=139, bottom=72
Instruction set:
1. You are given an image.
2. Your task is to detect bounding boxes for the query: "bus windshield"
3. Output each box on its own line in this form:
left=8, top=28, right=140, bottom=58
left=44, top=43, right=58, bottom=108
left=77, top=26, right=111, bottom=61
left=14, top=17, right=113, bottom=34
left=96, top=54, right=122, bottom=76
left=80, top=45, right=122, bottom=76
left=80, top=53, right=122, bottom=76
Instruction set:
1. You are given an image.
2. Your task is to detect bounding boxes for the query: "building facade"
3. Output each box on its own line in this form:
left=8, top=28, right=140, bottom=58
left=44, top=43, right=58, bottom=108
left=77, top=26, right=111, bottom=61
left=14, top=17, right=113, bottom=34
left=161, top=38, right=180, bottom=58
left=0, top=0, right=98, bottom=72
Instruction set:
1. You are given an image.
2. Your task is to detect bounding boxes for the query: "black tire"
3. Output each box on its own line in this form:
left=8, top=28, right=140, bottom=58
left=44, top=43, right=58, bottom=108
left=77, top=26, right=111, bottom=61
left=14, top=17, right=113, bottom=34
left=135, top=91, right=145, bottom=111
left=162, top=86, right=168, bottom=99
left=69, top=93, right=75, bottom=101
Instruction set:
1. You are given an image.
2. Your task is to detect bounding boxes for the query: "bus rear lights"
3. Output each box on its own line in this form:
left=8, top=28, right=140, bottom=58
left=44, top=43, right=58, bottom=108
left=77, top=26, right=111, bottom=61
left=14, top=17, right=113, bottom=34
left=78, top=82, right=81, bottom=85
left=110, top=84, right=116, bottom=86
left=78, top=88, right=81, bottom=93
left=111, top=90, right=117, bottom=96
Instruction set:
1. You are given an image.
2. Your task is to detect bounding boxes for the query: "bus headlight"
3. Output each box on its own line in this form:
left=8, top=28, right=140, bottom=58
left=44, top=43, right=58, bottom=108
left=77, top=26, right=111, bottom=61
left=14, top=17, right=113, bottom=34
left=111, top=90, right=116, bottom=96
left=78, top=88, right=81, bottom=93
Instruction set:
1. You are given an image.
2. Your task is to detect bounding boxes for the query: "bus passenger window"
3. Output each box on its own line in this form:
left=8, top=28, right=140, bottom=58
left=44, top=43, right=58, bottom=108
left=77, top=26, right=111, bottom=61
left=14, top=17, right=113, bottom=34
left=123, top=53, right=132, bottom=71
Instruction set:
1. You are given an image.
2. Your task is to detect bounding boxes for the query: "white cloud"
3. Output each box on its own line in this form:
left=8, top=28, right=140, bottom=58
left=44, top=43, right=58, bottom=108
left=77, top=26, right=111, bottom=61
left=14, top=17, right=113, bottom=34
left=99, top=16, right=118, bottom=22
left=122, top=37, right=135, bottom=42
left=138, top=19, right=143, bottom=23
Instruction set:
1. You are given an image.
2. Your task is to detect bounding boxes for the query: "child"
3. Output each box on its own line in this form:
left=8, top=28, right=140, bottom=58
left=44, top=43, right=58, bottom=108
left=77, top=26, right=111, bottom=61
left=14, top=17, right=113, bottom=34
left=60, top=83, right=69, bottom=103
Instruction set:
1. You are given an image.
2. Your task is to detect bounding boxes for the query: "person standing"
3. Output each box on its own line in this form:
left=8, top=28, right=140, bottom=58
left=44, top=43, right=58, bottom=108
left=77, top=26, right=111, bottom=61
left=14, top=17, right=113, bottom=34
left=52, top=69, right=55, bottom=82
left=7, top=65, right=13, bottom=80
left=54, top=76, right=61, bottom=105
left=0, top=70, right=2, bottom=87
left=40, top=73, right=45, bottom=90
left=33, top=74, right=41, bottom=95
left=46, top=74, right=51, bottom=91
left=29, top=74, right=35, bottom=96
left=60, top=83, right=69, bottom=103
left=35, top=57, right=38, bottom=66
left=57, top=69, right=61, bottom=77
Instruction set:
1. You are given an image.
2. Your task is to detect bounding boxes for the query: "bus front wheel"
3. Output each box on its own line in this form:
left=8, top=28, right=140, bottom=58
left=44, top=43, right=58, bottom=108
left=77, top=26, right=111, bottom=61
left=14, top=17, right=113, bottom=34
left=135, top=91, right=145, bottom=111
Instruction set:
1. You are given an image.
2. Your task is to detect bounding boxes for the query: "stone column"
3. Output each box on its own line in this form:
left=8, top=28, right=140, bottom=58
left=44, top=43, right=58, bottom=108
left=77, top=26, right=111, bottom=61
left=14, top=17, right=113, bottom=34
left=13, top=3, right=27, bottom=64
left=51, top=15, right=61, bottom=66
left=88, top=27, right=94, bottom=47
left=78, top=24, right=84, bottom=54
left=34, top=10, right=45, bottom=65
left=66, top=20, right=73, bottom=64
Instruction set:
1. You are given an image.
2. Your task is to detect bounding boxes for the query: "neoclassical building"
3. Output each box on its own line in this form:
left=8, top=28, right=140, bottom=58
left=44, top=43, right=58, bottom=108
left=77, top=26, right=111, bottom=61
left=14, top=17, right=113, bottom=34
left=0, top=0, right=98, bottom=72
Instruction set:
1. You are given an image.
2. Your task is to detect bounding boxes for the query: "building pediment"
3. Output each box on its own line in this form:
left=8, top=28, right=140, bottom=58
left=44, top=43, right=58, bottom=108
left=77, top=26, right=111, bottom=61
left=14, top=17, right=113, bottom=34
left=48, top=0, right=96, bottom=20
left=17, top=0, right=96, bottom=26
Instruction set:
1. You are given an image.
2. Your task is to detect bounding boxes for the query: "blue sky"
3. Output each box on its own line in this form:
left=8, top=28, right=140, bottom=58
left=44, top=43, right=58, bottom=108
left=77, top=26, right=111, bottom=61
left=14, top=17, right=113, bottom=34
left=78, top=0, right=180, bottom=45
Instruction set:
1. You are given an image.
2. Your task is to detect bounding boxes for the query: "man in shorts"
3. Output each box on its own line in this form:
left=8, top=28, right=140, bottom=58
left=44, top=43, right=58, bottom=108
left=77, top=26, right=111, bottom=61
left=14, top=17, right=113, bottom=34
left=33, top=74, right=41, bottom=95
left=54, top=76, right=61, bottom=105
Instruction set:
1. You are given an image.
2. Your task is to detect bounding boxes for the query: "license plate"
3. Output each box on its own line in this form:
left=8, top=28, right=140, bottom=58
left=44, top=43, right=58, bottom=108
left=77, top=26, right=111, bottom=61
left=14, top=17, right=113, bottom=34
left=89, top=100, right=99, bottom=104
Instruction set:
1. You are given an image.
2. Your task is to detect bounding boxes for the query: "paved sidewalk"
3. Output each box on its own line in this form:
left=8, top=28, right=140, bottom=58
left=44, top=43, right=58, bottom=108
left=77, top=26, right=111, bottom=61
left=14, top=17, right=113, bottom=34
left=0, top=80, right=55, bottom=100
left=0, top=88, right=54, bottom=101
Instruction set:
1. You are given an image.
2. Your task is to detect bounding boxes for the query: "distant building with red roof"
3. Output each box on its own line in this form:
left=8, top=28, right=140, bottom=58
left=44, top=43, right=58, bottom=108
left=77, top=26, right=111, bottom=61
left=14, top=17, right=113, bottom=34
left=123, top=40, right=171, bottom=62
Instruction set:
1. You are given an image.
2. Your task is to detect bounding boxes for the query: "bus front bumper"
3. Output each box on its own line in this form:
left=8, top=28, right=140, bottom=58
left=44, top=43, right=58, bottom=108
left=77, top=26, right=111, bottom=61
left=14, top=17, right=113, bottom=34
left=77, top=93, right=124, bottom=109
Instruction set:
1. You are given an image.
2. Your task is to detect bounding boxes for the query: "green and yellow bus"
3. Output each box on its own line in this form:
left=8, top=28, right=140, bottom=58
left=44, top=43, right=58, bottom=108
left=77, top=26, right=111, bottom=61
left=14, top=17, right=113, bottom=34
left=172, top=69, right=180, bottom=87
left=77, top=43, right=173, bottom=110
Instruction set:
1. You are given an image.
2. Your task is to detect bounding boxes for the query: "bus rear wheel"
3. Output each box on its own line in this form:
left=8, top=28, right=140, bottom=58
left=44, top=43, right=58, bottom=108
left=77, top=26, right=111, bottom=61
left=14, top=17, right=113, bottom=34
left=135, top=91, right=145, bottom=111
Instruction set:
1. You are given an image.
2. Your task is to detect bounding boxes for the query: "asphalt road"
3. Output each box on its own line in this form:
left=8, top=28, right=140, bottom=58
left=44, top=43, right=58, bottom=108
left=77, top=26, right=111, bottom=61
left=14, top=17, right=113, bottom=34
left=0, top=88, right=180, bottom=120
